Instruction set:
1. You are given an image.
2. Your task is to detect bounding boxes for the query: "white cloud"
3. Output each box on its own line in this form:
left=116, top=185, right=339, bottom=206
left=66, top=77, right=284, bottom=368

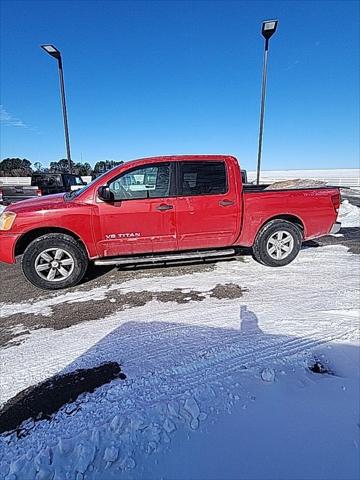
left=0, top=105, right=28, bottom=128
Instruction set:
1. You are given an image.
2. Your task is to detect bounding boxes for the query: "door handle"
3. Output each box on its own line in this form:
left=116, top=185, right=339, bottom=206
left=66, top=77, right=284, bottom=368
left=156, top=204, right=173, bottom=211
left=219, top=199, right=235, bottom=207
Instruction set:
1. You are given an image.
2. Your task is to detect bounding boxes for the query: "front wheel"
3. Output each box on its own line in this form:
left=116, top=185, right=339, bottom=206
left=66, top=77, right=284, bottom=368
left=22, top=233, right=88, bottom=290
left=252, top=220, right=302, bottom=267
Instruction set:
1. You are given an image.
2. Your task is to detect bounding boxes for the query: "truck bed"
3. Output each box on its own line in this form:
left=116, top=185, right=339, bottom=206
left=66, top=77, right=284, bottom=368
left=242, top=184, right=338, bottom=193
left=0, top=185, right=41, bottom=205
left=238, top=184, right=340, bottom=247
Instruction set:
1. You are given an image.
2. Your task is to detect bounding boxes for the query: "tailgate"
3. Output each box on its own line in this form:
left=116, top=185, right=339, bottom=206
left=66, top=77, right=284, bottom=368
left=1, top=185, right=41, bottom=204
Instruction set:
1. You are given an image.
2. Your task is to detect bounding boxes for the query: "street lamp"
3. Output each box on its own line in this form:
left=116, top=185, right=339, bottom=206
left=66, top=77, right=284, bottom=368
left=41, top=44, right=72, bottom=173
left=256, top=20, right=278, bottom=184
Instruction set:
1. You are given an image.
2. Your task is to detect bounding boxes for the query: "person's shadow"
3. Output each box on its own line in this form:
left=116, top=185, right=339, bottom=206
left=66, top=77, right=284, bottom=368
left=240, top=305, right=263, bottom=334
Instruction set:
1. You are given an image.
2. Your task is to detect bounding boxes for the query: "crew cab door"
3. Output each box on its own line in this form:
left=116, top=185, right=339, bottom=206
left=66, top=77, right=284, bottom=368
left=175, top=160, right=240, bottom=250
left=96, top=162, right=177, bottom=257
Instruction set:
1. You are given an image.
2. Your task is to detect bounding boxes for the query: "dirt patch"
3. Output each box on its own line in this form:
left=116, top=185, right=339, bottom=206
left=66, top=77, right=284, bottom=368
left=0, top=362, right=125, bottom=437
left=308, top=359, right=332, bottom=375
left=0, top=258, right=221, bottom=304
left=1, top=283, right=248, bottom=348
left=210, top=283, right=246, bottom=299
left=154, top=283, right=247, bottom=304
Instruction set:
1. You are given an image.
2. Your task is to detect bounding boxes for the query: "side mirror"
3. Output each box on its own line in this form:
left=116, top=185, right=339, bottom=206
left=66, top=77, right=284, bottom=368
left=98, top=185, right=114, bottom=202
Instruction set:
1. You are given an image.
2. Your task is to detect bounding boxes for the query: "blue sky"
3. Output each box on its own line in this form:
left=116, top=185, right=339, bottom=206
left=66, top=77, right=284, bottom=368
left=0, top=0, right=359, bottom=170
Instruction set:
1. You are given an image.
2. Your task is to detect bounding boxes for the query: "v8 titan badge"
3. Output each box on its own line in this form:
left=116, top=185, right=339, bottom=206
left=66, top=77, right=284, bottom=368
left=105, top=232, right=141, bottom=240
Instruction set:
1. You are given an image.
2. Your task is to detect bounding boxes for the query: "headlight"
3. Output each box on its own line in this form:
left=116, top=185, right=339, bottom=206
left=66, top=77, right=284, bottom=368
left=0, top=211, right=17, bottom=231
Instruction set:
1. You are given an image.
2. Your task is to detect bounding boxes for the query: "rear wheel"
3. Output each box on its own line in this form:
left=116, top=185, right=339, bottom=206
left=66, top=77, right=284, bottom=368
left=252, top=220, right=302, bottom=267
left=22, top=234, right=88, bottom=290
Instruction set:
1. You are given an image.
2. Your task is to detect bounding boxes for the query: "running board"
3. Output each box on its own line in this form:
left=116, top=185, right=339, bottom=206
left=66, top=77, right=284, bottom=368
left=94, top=248, right=236, bottom=266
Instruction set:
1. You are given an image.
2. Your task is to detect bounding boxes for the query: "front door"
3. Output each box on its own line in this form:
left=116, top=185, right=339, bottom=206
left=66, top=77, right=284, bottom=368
left=97, top=162, right=177, bottom=257
left=175, top=161, right=240, bottom=250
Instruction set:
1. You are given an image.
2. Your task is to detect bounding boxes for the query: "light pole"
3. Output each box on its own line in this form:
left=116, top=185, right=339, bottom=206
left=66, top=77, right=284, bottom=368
left=41, top=44, right=72, bottom=173
left=256, top=20, right=278, bottom=184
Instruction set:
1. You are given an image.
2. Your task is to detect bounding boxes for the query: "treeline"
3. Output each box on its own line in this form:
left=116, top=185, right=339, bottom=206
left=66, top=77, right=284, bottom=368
left=0, top=158, right=124, bottom=177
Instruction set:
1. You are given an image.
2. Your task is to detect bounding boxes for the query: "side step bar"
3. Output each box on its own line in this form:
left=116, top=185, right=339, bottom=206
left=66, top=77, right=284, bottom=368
left=94, top=248, right=236, bottom=266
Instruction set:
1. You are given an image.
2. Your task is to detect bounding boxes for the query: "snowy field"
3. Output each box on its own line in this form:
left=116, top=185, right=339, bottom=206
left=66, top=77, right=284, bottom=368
left=247, top=169, right=360, bottom=187
left=0, top=201, right=359, bottom=480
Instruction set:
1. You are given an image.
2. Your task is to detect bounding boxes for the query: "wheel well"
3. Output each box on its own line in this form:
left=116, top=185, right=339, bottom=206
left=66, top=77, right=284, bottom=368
left=260, top=215, right=304, bottom=234
left=15, top=228, right=87, bottom=257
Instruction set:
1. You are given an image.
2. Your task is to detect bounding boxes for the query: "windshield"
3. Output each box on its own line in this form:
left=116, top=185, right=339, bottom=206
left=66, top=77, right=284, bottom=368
left=65, top=170, right=113, bottom=200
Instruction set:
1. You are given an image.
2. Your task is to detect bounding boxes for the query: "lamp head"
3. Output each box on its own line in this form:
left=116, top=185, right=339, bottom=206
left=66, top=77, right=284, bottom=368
left=261, top=20, right=278, bottom=40
left=41, top=44, right=61, bottom=59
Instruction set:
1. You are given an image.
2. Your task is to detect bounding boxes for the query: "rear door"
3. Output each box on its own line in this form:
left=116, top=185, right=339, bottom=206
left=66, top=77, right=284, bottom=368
left=96, top=162, right=178, bottom=257
left=175, top=160, right=240, bottom=250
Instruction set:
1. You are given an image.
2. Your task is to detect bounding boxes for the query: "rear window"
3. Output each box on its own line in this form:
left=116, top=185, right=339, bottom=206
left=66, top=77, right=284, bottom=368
left=179, top=161, right=227, bottom=196
left=31, top=175, right=63, bottom=188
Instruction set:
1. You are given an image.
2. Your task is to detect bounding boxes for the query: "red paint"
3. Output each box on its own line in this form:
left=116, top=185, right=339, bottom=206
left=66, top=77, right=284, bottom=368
left=0, top=155, right=340, bottom=264
left=98, top=196, right=177, bottom=256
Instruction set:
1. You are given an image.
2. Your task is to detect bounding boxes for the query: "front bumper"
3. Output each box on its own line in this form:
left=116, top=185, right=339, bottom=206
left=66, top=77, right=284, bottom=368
left=329, top=222, right=341, bottom=234
left=0, top=233, right=20, bottom=264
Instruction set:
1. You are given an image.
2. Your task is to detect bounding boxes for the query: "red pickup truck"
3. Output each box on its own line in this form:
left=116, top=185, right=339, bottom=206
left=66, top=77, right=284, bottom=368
left=0, top=155, right=341, bottom=290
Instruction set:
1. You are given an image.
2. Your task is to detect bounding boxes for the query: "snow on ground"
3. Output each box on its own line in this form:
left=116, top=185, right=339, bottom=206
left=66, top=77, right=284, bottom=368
left=338, top=200, right=360, bottom=227
left=0, top=240, right=359, bottom=480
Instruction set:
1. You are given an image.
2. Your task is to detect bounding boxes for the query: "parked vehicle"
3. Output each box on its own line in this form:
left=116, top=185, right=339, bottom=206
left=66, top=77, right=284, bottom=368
left=0, top=155, right=341, bottom=290
left=0, top=184, right=42, bottom=205
left=31, top=173, right=86, bottom=196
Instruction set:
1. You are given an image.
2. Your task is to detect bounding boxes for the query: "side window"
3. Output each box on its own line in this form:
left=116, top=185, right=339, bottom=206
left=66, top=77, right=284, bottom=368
left=64, top=175, right=84, bottom=186
left=109, top=163, right=171, bottom=201
left=179, top=162, right=227, bottom=196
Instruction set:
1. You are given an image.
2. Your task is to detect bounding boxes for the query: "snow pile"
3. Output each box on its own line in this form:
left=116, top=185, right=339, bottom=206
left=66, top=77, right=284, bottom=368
left=338, top=200, right=360, bottom=227
left=265, top=178, right=327, bottom=190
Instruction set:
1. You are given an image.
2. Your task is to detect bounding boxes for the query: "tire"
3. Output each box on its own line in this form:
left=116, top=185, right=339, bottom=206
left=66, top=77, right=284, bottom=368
left=252, top=219, right=302, bottom=267
left=21, top=233, right=88, bottom=290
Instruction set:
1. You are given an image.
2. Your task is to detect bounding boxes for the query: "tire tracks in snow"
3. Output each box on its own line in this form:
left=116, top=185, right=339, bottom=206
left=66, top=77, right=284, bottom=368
left=79, top=304, right=356, bottom=406
left=139, top=329, right=356, bottom=396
